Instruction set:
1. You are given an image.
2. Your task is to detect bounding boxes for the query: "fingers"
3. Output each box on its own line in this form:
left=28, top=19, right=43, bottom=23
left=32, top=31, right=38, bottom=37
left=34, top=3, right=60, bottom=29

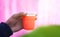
left=15, top=12, right=26, bottom=17
left=12, top=12, right=27, bottom=19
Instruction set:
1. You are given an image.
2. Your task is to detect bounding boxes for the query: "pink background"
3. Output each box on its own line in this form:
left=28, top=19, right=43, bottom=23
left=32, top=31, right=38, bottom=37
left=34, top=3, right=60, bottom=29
left=0, top=0, right=60, bottom=37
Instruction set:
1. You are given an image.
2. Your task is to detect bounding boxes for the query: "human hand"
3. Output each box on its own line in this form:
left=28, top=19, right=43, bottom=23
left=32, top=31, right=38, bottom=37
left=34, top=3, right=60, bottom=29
left=6, top=12, right=26, bottom=32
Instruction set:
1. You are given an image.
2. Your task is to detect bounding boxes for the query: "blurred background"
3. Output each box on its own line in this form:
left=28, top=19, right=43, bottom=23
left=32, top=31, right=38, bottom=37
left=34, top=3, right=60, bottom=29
left=0, top=0, right=60, bottom=37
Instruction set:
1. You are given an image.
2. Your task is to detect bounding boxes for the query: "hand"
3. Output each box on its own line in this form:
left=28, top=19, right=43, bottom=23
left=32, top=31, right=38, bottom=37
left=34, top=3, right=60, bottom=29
left=6, top=12, right=26, bottom=32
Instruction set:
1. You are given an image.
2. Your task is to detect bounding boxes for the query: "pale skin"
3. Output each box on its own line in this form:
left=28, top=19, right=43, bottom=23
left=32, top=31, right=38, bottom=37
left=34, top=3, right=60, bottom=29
left=6, top=12, right=27, bottom=32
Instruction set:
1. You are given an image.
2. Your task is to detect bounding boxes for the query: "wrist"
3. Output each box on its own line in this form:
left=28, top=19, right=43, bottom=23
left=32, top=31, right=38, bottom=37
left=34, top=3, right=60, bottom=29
left=5, top=21, right=23, bottom=32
